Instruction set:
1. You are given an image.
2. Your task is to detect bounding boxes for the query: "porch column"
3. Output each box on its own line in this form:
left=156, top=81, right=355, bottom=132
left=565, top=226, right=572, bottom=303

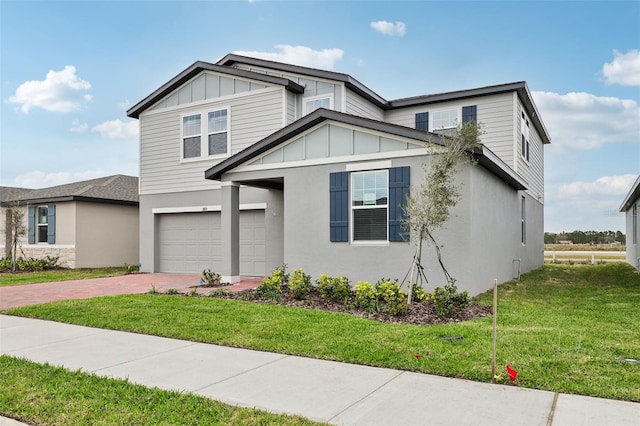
left=221, top=181, right=240, bottom=283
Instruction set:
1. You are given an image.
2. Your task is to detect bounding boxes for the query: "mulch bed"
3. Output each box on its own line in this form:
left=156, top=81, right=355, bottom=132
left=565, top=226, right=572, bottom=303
left=201, top=285, right=492, bottom=326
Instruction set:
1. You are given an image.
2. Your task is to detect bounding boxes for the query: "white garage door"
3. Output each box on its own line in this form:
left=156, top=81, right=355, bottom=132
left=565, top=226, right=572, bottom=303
left=158, top=210, right=265, bottom=276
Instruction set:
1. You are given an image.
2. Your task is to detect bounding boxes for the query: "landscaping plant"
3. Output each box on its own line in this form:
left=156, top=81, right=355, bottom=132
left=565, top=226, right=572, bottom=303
left=288, top=268, right=312, bottom=300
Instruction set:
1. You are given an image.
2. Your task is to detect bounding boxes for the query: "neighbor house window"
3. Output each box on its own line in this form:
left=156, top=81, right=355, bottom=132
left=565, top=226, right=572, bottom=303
left=182, top=107, right=229, bottom=159
left=37, top=206, right=48, bottom=243
left=304, top=95, right=332, bottom=115
left=521, top=112, right=530, bottom=162
left=430, top=109, right=459, bottom=136
left=521, top=196, right=526, bottom=245
left=351, top=170, right=388, bottom=241
left=633, top=203, right=638, bottom=244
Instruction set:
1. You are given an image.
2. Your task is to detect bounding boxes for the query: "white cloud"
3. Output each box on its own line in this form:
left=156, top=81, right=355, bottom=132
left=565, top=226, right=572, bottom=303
left=91, top=119, right=138, bottom=139
left=557, top=174, right=638, bottom=197
left=532, top=91, right=640, bottom=152
left=233, top=45, right=344, bottom=70
left=70, top=119, right=88, bottom=133
left=370, top=20, right=407, bottom=36
left=603, top=49, right=640, bottom=86
left=13, top=169, right=106, bottom=188
left=7, top=65, right=92, bottom=113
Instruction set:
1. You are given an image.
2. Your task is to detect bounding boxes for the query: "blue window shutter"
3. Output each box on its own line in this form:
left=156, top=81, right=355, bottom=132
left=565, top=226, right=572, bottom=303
left=47, top=205, right=56, bottom=244
left=415, top=112, right=429, bottom=131
left=329, top=172, right=349, bottom=242
left=462, top=105, right=477, bottom=123
left=28, top=206, right=35, bottom=244
left=388, top=166, right=410, bottom=242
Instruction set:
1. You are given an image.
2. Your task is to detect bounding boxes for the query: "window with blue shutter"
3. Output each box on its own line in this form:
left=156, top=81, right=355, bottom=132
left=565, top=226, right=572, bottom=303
left=47, top=205, right=56, bottom=244
left=28, top=206, right=35, bottom=244
left=329, top=172, right=349, bottom=242
left=415, top=112, right=429, bottom=131
left=388, top=166, right=410, bottom=241
left=462, top=105, right=477, bottom=124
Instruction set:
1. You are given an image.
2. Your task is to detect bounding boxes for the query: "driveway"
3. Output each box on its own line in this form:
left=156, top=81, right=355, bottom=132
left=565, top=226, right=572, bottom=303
left=0, top=274, right=262, bottom=309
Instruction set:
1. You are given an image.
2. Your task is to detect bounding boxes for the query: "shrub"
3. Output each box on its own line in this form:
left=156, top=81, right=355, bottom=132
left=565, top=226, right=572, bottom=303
left=354, top=281, right=378, bottom=313
left=165, top=288, right=179, bottom=295
left=433, top=279, right=470, bottom=318
left=289, top=268, right=312, bottom=300
left=0, top=257, right=12, bottom=272
left=201, top=269, right=222, bottom=286
left=411, top=284, right=430, bottom=303
left=256, top=265, right=288, bottom=301
left=124, top=262, right=140, bottom=275
left=15, top=256, right=60, bottom=272
left=317, top=274, right=351, bottom=303
left=375, top=279, right=408, bottom=316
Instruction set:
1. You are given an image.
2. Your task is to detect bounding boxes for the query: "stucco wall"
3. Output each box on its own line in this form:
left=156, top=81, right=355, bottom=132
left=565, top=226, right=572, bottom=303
left=75, top=202, right=139, bottom=268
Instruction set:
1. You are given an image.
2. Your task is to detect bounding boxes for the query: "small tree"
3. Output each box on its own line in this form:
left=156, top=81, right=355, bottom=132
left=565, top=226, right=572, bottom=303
left=5, top=203, right=26, bottom=272
left=403, top=121, right=483, bottom=303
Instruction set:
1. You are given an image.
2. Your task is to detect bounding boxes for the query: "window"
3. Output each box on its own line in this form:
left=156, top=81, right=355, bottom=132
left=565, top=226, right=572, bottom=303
left=431, top=109, right=459, bottom=136
left=304, top=95, right=332, bottom=115
left=37, top=206, right=48, bottom=243
left=521, top=196, right=526, bottom=245
left=521, top=112, right=530, bottom=162
left=182, top=108, right=229, bottom=160
left=351, top=170, right=388, bottom=241
left=633, top=203, right=638, bottom=244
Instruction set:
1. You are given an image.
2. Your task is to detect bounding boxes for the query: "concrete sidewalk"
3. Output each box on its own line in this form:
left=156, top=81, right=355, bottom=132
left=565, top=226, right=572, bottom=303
left=1, top=315, right=638, bottom=425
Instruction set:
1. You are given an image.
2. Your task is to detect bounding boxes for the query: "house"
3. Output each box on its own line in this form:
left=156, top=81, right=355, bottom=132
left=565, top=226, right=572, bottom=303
left=1, top=175, right=139, bottom=268
left=620, top=175, right=640, bottom=270
left=127, top=54, right=550, bottom=295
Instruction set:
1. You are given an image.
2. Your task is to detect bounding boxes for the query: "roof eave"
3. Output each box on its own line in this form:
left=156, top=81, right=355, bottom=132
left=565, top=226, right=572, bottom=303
left=619, top=175, right=640, bottom=212
left=1, top=196, right=139, bottom=207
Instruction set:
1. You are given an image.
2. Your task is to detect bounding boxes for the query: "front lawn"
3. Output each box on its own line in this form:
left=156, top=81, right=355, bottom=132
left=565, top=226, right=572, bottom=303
left=3, top=263, right=640, bottom=402
left=0, top=356, right=322, bottom=426
left=0, top=267, right=131, bottom=287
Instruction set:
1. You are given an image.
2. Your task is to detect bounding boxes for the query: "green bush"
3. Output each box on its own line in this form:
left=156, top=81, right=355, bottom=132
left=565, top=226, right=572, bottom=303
left=411, top=284, right=430, bottom=303
left=256, top=265, right=288, bottom=301
left=433, top=279, right=470, bottom=318
left=354, top=281, right=378, bottom=313
left=289, top=268, right=312, bottom=300
left=317, top=274, right=351, bottom=303
left=124, top=262, right=140, bottom=275
left=201, top=269, right=222, bottom=286
left=0, top=257, right=12, bottom=272
left=375, top=279, right=408, bottom=316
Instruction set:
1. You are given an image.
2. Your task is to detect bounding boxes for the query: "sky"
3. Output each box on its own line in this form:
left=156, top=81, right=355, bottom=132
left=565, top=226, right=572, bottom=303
left=1, top=0, right=639, bottom=233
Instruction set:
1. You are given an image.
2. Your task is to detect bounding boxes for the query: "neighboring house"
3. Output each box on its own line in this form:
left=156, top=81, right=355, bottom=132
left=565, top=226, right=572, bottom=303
left=127, top=54, right=550, bottom=295
left=620, top=175, right=640, bottom=270
left=1, top=175, right=139, bottom=268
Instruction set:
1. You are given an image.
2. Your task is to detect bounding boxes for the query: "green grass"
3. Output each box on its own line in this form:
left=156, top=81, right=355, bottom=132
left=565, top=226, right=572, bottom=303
left=0, top=356, right=322, bottom=425
left=4, top=263, right=640, bottom=402
left=0, top=267, right=130, bottom=287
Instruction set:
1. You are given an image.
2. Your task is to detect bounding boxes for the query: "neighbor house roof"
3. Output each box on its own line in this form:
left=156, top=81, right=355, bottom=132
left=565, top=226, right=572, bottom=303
left=620, top=175, right=640, bottom=212
left=0, top=175, right=139, bottom=206
left=126, top=61, right=305, bottom=119
left=204, top=108, right=527, bottom=191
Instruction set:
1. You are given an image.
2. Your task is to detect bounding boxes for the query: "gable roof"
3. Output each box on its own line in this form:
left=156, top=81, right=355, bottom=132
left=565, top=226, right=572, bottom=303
left=217, top=54, right=550, bottom=145
left=126, top=61, right=305, bottom=119
left=204, top=108, right=526, bottom=191
left=620, top=175, right=640, bottom=212
left=0, top=175, right=139, bottom=206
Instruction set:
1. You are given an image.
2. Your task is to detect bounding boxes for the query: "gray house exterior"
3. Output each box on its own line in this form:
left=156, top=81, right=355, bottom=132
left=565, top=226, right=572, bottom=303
left=1, top=175, right=139, bottom=268
left=128, top=54, right=550, bottom=295
left=620, top=176, right=640, bottom=270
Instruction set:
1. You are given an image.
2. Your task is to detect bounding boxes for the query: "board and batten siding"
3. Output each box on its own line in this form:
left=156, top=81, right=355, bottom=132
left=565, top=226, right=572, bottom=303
left=139, top=87, right=285, bottom=195
left=384, top=92, right=516, bottom=168
left=515, top=100, right=544, bottom=202
left=345, top=90, right=385, bottom=120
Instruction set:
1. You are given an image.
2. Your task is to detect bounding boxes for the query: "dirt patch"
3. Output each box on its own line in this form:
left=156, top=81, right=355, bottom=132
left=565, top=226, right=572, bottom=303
left=199, top=286, right=492, bottom=326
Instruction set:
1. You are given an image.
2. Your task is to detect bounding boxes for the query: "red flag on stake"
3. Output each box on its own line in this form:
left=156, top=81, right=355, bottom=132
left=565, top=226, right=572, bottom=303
left=506, top=365, right=518, bottom=381
left=412, top=353, right=423, bottom=359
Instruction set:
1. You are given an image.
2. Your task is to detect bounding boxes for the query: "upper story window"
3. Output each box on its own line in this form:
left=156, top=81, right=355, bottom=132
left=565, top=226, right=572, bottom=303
left=37, top=206, right=48, bottom=243
left=182, top=107, right=230, bottom=160
left=304, top=95, right=332, bottom=115
left=521, top=112, right=530, bottom=162
left=430, top=109, right=459, bottom=136
left=351, top=170, right=388, bottom=242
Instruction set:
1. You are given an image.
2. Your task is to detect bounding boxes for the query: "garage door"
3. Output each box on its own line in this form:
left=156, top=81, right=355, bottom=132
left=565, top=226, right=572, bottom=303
left=158, top=210, right=265, bottom=276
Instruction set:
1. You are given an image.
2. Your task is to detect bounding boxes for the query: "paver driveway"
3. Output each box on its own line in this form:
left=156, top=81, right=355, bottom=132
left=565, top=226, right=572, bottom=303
left=0, top=274, right=262, bottom=309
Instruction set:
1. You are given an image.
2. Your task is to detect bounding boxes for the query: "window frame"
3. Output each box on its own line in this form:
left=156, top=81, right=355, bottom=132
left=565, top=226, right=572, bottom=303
left=633, top=203, right=638, bottom=245
left=521, top=195, right=526, bottom=245
left=180, top=106, right=230, bottom=162
left=303, top=94, right=333, bottom=115
left=521, top=112, right=530, bottom=163
left=36, top=205, right=48, bottom=244
left=430, top=108, right=461, bottom=136
left=350, top=169, right=389, bottom=244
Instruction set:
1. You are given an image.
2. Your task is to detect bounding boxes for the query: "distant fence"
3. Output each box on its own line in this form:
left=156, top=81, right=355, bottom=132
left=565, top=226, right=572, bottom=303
left=544, top=251, right=626, bottom=264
